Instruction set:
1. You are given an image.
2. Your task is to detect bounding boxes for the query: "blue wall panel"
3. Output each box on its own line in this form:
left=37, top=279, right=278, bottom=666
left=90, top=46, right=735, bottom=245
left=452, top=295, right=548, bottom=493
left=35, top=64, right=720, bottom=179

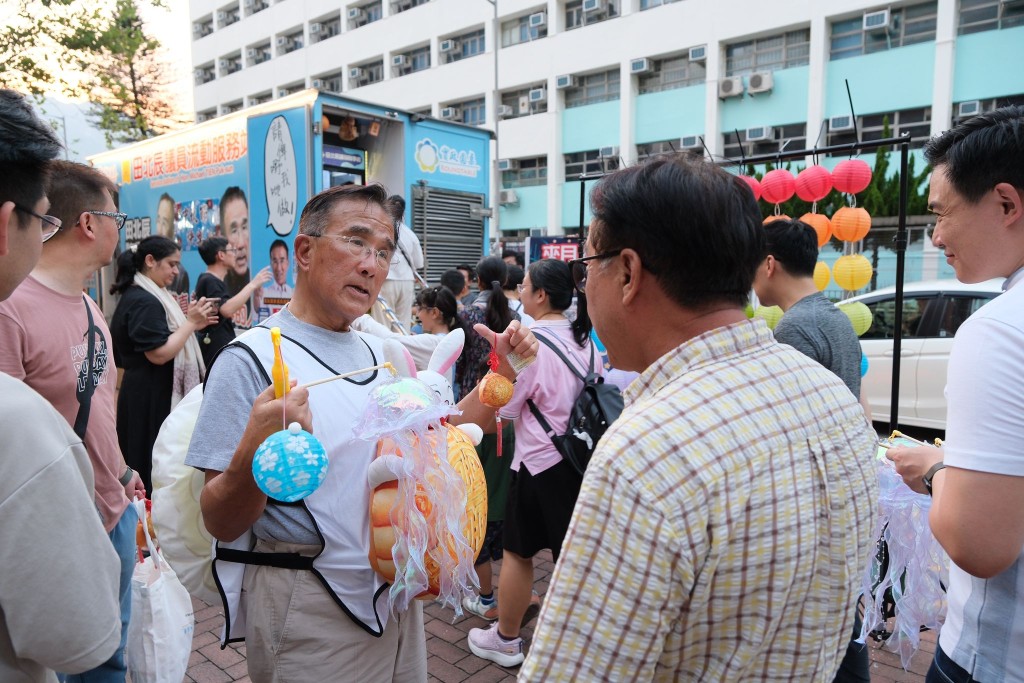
left=953, top=26, right=1024, bottom=102
left=499, top=185, right=548, bottom=231
left=824, top=43, right=935, bottom=118
left=720, top=66, right=810, bottom=132
left=635, top=85, right=706, bottom=143
left=562, top=100, right=621, bottom=153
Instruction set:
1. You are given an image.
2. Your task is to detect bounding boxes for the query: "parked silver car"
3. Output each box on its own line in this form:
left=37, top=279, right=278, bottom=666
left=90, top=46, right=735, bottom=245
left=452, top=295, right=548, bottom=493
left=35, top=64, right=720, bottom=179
left=846, top=278, right=1004, bottom=430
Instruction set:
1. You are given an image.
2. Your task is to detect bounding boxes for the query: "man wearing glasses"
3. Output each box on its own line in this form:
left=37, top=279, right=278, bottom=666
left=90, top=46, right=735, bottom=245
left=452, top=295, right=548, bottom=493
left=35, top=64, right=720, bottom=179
left=0, top=91, right=122, bottom=681
left=520, top=154, right=877, bottom=682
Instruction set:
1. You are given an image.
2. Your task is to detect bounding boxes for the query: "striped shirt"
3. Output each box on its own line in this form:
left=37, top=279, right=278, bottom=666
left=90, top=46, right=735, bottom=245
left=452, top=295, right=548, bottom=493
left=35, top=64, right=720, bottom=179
left=520, top=319, right=878, bottom=682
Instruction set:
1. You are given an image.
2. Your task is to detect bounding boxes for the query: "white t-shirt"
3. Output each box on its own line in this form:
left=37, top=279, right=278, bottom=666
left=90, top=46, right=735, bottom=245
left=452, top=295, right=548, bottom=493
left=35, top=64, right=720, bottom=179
left=939, top=268, right=1024, bottom=682
left=386, top=222, right=424, bottom=282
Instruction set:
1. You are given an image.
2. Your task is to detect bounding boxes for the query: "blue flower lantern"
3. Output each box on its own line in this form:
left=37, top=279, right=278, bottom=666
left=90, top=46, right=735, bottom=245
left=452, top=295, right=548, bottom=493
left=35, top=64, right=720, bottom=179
left=252, top=422, right=328, bottom=502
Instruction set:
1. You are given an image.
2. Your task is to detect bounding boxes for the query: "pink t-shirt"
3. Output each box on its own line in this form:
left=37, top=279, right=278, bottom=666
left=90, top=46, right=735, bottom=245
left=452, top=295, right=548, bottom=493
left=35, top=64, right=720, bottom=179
left=0, top=276, right=129, bottom=532
left=499, top=320, right=603, bottom=475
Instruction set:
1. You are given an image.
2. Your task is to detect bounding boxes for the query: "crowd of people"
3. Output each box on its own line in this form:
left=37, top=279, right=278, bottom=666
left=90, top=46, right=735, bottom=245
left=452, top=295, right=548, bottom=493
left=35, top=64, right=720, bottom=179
left=2, top=83, right=1023, bottom=683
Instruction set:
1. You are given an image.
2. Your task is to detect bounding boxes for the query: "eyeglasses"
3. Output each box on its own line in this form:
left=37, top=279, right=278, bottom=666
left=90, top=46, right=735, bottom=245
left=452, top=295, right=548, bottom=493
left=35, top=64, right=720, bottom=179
left=516, top=283, right=527, bottom=294
left=87, top=211, right=128, bottom=230
left=13, top=204, right=62, bottom=242
left=568, top=250, right=623, bottom=295
left=311, top=233, right=393, bottom=269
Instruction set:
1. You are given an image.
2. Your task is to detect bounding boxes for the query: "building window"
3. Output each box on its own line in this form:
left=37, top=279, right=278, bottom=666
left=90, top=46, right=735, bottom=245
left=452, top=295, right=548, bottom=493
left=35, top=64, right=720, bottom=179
left=392, top=0, right=429, bottom=13
left=952, top=94, right=1024, bottom=125
left=463, top=98, right=488, bottom=126
left=217, top=6, right=240, bottom=27
left=959, top=0, right=1024, bottom=34
left=830, top=2, right=938, bottom=60
left=725, top=29, right=810, bottom=76
left=501, top=12, right=548, bottom=47
left=249, top=92, right=272, bottom=106
left=351, top=59, right=384, bottom=87
left=218, top=54, right=243, bottom=75
left=723, top=122, right=807, bottom=160
left=637, top=139, right=701, bottom=159
left=223, top=100, right=244, bottom=114
left=442, top=29, right=485, bottom=64
left=313, top=72, right=343, bottom=93
left=564, top=69, right=620, bottom=108
left=246, top=43, right=272, bottom=65
left=310, top=16, right=342, bottom=43
left=639, top=0, right=680, bottom=9
left=393, top=45, right=430, bottom=77
left=348, top=2, right=383, bottom=28
left=196, top=109, right=217, bottom=123
left=194, top=63, right=216, bottom=85
left=826, top=108, right=931, bottom=153
left=565, top=0, right=618, bottom=31
left=564, top=149, right=604, bottom=177
left=193, top=17, right=214, bottom=39
left=500, top=85, right=548, bottom=119
left=276, top=30, right=303, bottom=55
left=245, top=0, right=269, bottom=15
left=502, top=156, right=547, bottom=187
left=638, top=53, right=705, bottom=94
left=277, top=83, right=304, bottom=98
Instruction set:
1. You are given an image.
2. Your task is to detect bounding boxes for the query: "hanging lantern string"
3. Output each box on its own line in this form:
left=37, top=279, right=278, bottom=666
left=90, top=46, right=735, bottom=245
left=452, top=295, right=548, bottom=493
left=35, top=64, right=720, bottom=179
left=297, top=362, right=397, bottom=391
left=491, top=330, right=503, bottom=458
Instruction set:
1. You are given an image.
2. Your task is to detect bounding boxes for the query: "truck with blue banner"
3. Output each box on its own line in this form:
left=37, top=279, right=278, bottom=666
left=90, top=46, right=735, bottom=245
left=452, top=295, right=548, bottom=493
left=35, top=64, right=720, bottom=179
left=89, top=89, right=493, bottom=324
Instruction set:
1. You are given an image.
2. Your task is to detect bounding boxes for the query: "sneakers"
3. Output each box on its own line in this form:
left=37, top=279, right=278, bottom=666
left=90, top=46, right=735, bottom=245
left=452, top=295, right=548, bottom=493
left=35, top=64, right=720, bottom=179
left=467, top=623, right=525, bottom=667
left=462, top=592, right=543, bottom=628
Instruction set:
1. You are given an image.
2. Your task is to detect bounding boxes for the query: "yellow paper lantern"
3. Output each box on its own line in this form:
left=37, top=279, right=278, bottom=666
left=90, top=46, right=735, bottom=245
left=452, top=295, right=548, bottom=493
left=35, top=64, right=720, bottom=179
left=837, top=301, right=872, bottom=336
left=813, top=261, right=831, bottom=291
left=754, top=304, right=784, bottom=329
left=832, top=254, right=873, bottom=291
left=832, top=206, right=872, bottom=242
left=800, top=212, right=833, bottom=247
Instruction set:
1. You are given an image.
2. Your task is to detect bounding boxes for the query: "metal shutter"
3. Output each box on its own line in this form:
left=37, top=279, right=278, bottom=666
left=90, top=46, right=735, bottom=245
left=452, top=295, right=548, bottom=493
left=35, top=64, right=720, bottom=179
left=410, top=185, right=486, bottom=285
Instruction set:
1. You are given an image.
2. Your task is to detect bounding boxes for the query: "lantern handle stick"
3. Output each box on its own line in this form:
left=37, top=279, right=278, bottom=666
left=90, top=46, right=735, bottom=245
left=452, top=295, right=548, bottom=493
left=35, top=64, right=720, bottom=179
left=296, top=362, right=397, bottom=390
left=844, top=79, right=860, bottom=159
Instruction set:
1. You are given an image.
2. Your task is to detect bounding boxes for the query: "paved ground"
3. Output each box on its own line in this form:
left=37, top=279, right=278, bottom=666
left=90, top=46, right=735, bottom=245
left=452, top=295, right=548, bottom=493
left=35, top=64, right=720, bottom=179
left=181, top=547, right=936, bottom=683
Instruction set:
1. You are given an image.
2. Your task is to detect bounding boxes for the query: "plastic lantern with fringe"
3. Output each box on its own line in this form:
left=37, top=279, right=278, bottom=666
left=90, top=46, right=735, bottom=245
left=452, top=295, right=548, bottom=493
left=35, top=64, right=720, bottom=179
left=795, top=165, right=833, bottom=202
left=760, top=169, right=796, bottom=204
left=738, top=175, right=762, bottom=201
left=754, top=304, right=784, bottom=329
left=833, top=254, right=873, bottom=291
left=800, top=212, right=833, bottom=247
left=832, top=159, right=873, bottom=195
left=763, top=213, right=791, bottom=225
left=252, top=423, right=328, bottom=503
left=832, top=206, right=872, bottom=242
left=838, top=300, right=873, bottom=336
left=814, top=261, right=831, bottom=291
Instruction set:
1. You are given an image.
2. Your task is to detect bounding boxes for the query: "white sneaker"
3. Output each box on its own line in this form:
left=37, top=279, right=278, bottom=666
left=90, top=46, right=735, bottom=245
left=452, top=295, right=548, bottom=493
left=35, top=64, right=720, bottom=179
left=463, top=594, right=498, bottom=620
left=467, top=623, right=525, bottom=667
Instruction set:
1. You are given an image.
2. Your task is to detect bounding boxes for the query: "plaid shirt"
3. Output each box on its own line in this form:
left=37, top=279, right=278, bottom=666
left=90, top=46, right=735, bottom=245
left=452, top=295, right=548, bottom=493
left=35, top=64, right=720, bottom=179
left=520, top=319, right=878, bottom=682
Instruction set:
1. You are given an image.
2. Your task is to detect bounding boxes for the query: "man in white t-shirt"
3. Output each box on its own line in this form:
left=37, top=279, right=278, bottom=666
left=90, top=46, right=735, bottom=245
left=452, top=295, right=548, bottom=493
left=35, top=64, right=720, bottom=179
left=371, top=194, right=423, bottom=333
left=888, top=105, right=1024, bottom=682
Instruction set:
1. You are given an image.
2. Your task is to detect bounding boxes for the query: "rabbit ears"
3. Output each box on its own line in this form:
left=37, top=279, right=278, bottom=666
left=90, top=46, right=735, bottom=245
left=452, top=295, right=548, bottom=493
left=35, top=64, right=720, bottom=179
left=428, top=328, right=464, bottom=376
left=382, top=340, right=417, bottom=377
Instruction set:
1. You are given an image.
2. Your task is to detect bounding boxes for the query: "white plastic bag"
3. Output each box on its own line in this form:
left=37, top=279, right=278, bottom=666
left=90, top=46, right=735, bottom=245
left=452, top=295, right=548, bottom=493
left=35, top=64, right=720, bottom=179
left=126, top=498, right=195, bottom=683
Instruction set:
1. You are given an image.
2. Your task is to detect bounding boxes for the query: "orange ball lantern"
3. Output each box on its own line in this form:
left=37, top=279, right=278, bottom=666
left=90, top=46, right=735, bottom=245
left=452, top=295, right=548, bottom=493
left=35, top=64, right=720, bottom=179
left=795, top=165, right=833, bottom=202
left=813, top=261, right=831, bottom=291
left=738, top=175, right=761, bottom=201
left=832, top=206, right=871, bottom=242
left=832, top=254, right=873, bottom=291
left=799, top=212, right=833, bottom=247
left=832, top=159, right=873, bottom=195
left=760, top=169, right=796, bottom=204
left=763, top=214, right=790, bottom=225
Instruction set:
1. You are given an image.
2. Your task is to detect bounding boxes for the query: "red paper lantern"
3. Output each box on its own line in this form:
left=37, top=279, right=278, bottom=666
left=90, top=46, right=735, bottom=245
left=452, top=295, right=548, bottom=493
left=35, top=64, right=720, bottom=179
left=760, top=169, right=796, bottom=204
left=832, top=159, right=873, bottom=194
left=738, top=175, right=761, bottom=201
left=831, top=206, right=872, bottom=242
left=795, top=165, right=833, bottom=202
left=799, top=212, right=833, bottom=247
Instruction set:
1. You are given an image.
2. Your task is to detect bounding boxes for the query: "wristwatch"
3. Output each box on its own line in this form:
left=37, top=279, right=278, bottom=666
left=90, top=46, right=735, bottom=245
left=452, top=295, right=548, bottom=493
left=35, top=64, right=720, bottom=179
left=118, top=466, right=135, bottom=486
left=922, top=462, right=946, bottom=496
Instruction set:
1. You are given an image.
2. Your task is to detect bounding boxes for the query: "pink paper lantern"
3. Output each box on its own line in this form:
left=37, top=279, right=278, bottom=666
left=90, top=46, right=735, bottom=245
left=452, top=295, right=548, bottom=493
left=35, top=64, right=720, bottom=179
left=738, top=175, right=762, bottom=201
left=795, top=165, right=833, bottom=202
left=832, top=159, right=873, bottom=195
left=760, top=169, right=796, bottom=204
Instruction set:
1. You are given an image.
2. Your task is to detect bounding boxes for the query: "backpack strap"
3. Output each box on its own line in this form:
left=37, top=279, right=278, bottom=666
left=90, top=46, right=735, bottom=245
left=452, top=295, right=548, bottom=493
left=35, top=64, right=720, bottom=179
left=533, top=331, right=593, bottom=381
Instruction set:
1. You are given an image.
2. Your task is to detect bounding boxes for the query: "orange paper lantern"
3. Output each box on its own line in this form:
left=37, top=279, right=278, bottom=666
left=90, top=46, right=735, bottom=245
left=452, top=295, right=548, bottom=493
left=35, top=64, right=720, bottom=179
left=832, top=206, right=872, bottom=242
left=760, top=169, right=796, bottom=204
left=795, top=165, right=833, bottom=202
left=799, top=212, right=833, bottom=247
left=832, top=254, right=873, bottom=291
left=832, top=159, right=873, bottom=194
left=738, top=175, right=761, bottom=201
left=763, top=214, right=790, bottom=225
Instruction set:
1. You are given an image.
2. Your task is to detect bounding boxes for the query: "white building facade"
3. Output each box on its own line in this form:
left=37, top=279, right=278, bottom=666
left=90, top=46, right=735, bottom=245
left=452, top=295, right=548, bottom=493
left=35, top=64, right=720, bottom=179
left=190, top=0, right=1024, bottom=236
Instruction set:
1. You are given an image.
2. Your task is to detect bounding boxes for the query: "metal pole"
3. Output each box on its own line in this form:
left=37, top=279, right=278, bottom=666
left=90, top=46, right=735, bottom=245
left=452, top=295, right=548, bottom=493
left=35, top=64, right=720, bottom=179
left=489, top=0, right=500, bottom=239
left=889, top=137, right=911, bottom=434
left=578, top=176, right=586, bottom=234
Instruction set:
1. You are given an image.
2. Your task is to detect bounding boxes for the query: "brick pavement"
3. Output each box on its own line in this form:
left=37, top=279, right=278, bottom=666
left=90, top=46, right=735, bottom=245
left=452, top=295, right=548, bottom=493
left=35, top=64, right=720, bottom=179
left=181, top=547, right=937, bottom=682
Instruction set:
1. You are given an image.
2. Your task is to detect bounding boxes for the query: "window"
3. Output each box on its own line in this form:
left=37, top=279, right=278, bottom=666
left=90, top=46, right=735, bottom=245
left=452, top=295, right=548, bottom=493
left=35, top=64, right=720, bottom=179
left=638, top=53, right=705, bottom=94
left=501, top=12, right=547, bottom=47
left=826, top=108, right=931, bottom=153
left=564, top=69, right=620, bottom=108
left=277, top=31, right=303, bottom=55
left=446, top=97, right=486, bottom=126
left=830, top=2, right=938, bottom=60
left=392, top=0, right=428, bottom=12
left=249, top=92, right=272, bottom=106
left=958, top=0, right=1024, bottom=34
left=565, top=0, right=618, bottom=31
left=442, top=29, right=485, bottom=64
left=637, top=140, right=701, bottom=159
left=348, top=2, right=382, bottom=29
left=500, top=85, right=548, bottom=119
left=394, top=46, right=430, bottom=77
left=725, top=29, right=810, bottom=76
left=953, top=94, right=1024, bottom=125
left=502, top=156, right=547, bottom=187
left=193, top=17, right=214, bottom=39
left=639, top=0, right=680, bottom=9
left=313, top=72, right=343, bottom=93
left=223, top=100, right=244, bottom=114
left=247, top=43, right=272, bottom=65
left=564, top=150, right=604, bottom=177
left=861, top=296, right=939, bottom=339
left=246, top=0, right=269, bottom=15
left=722, top=122, right=807, bottom=160
left=196, top=108, right=217, bottom=123
left=351, top=59, right=384, bottom=87
left=310, top=16, right=342, bottom=43
left=194, top=63, right=216, bottom=85
left=278, top=83, right=304, bottom=98
left=219, top=54, right=243, bottom=75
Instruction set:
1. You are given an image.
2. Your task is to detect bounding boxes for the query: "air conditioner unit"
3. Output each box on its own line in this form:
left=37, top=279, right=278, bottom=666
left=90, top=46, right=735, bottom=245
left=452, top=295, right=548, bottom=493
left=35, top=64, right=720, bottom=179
left=276, top=36, right=292, bottom=47
left=312, top=78, right=324, bottom=88
left=680, top=135, right=702, bottom=149
left=349, top=66, right=364, bottom=79
left=310, top=22, right=323, bottom=33
left=528, top=87, right=546, bottom=103
left=218, top=59, right=230, bottom=68
left=243, top=0, right=254, bottom=8
left=348, top=6, right=366, bottom=19
left=555, top=74, right=577, bottom=89
left=630, top=58, right=653, bottom=75
left=718, top=76, right=743, bottom=98
left=863, top=8, right=891, bottom=31
left=194, top=68, right=206, bottom=78
left=246, top=47, right=257, bottom=58
left=746, top=126, right=775, bottom=142
left=497, top=104, right=514, bottom=118
left=582, top=0, right=605, bottom=12
left=829, top=114, right=855, bottom=131
left=192, top=23, right=203, bottom=36
left=216, top=10, right=227, bottom=21
left=499, top=189, right=519, bottom=205
left=688, top=44, right=707, bottom=62
left=599, top=145, right=619, bottom=158
left=528, top=11, right=546, bottom=27
left=958, top=100, right=981, bottom=118
left=440, top=106, right=461, bottom=120
left=747, top=71, right=774, bottom=94
left=391, top=54, right=407, bottom=67
left=439, top=39, right=459, bottom=53
left=497, top=158, right=518, bottom=171
left=518, top=95, right=531, bottom=113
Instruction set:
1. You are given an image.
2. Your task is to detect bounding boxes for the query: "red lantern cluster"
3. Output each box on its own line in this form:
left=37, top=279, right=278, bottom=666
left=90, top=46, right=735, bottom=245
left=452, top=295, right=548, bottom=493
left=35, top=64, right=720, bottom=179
left=760, top=169, right=796, bottom=204
left=738, top=175, right=761, bottom=201
left=832, top=159, right=873, bottom=195
left=795, top=165, right=832, bottom=202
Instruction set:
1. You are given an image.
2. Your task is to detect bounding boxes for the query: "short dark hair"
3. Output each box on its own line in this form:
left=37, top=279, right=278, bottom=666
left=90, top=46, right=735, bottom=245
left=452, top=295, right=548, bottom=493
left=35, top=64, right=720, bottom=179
left=388, top=194, right=407, bottom=214
left=504, top=264, right=524, bottom=290
left=270, top=238, right=288, bottom=255
left=219, top=186, right=247, bottom=226
left=590, top=153, right=764, bottom=309
left=440, top=269, right=465, bottom=294
left=298, top=183, right=400, bottom=242
left=924, top=105, right=1024, bottom=203
left=198, top=236, right=229, bottom=265
left=502, top=249, right=525, bottom=267
left=44, top=161, right=118, bottom=242
left=456, top=263, right=477, bottom=281
left=762, top=218, right=818, bottom=277
left=0, top=89, right=62, bottom=215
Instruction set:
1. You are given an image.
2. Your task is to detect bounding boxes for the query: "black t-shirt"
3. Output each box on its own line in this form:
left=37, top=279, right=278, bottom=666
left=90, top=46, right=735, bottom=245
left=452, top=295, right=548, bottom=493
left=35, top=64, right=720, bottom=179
left=194, top=272, right=235, bottom=369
